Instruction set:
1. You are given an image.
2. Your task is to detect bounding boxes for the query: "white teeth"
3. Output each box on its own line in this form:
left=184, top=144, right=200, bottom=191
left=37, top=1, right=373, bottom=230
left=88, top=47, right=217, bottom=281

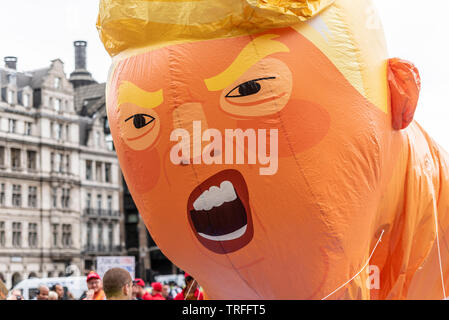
left=198, top=225, right=247, bottom=241
left=193, top=180, right=237, bottom=211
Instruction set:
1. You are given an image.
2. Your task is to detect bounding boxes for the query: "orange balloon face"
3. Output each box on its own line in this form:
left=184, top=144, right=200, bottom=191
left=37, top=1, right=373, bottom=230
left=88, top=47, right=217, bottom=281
left=107, top=28, right=395, bottom=299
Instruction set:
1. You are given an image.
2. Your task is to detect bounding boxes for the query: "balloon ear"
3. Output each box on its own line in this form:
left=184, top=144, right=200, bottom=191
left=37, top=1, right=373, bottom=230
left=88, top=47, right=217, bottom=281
left=387, top=58, right=421, bottom=130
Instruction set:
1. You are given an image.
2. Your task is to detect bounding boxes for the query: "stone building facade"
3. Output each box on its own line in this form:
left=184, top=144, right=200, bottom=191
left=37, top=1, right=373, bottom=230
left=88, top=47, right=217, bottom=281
left=0, top=43, right=124, bottom=289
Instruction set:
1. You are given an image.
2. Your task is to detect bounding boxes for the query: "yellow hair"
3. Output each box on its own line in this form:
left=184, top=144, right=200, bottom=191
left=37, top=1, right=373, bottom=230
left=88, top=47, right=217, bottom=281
left=97, top=0, right=334, bottom=57
left=98, top=0, right=389, bottom=113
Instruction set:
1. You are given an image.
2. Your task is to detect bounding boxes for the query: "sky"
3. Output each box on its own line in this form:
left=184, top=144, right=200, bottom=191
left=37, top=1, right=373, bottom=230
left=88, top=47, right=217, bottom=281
left=0, top=0, right=448, bottom=149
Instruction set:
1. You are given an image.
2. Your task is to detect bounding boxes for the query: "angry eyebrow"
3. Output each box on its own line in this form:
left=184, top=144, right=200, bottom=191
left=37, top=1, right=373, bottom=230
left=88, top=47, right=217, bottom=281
left=204, top=34, right=290, bottom=92
left=118, top=81, right=163, bottom=109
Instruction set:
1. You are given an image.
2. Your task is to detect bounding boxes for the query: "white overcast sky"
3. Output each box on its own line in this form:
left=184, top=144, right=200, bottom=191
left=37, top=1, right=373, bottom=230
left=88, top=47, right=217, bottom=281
left=0, top=0, right=448, bottom=150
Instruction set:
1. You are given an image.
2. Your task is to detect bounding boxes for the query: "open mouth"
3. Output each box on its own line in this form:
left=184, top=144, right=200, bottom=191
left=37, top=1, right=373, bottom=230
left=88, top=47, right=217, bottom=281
left=187, top=169, right=253, bottom=254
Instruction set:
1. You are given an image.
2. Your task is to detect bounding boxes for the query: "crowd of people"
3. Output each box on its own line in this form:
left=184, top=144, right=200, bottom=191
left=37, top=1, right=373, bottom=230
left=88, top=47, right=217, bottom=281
left=4, top=269, right=204, bottom=301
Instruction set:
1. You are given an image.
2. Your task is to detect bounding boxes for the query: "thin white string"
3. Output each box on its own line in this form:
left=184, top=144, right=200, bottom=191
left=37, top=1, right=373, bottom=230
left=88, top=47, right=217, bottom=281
left=432, top=203, right=446, bottom=299
left=184, top=279, right=198, bottom=300
left=321, top=229, right=385, bottom=300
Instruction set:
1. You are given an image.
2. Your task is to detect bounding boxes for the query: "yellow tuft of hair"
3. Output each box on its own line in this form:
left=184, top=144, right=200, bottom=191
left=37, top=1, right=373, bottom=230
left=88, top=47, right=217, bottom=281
left=99, top=0, right=389, bottom=113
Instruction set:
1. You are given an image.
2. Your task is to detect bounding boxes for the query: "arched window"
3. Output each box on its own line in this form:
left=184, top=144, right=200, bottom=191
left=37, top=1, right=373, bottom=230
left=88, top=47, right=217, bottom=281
left=28, top=272, right=37, bottom=279
left=11, top=273, right=22, bottom=287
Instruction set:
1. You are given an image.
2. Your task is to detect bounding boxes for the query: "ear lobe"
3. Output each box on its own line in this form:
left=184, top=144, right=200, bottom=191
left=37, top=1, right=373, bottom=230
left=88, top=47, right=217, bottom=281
left=387, top=58, right=421, bottom=130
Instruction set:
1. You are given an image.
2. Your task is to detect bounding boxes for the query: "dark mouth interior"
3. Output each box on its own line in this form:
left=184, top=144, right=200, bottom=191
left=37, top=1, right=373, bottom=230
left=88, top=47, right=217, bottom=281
left=190, top=193, right=247, bottom=237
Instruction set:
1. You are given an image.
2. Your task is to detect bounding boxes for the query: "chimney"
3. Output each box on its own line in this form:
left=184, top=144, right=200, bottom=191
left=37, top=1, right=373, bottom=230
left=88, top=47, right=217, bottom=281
left=69, top=40, right=96, bottom=89
left=74, top=41, right=87, bottom=70
left=4, top=56, right=17, bottom=70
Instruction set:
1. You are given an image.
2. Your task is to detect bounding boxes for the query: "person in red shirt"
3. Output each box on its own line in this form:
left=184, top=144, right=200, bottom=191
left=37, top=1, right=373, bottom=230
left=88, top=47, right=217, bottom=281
left=133, top=278, right=152, bottom=300
left=174, top=273, right=204, bottom=300
left=150, top=282, right=165, bottom=300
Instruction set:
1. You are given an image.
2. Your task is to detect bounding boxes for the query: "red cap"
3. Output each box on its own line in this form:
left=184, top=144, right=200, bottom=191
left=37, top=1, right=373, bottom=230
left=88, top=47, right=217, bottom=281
left=184, top=272, right=191, bottom=279
left=134, top=278, right=145, bottom=287
left=86, top=271, right=101, bottom=282
left=151, top=282, right=162, bottom=292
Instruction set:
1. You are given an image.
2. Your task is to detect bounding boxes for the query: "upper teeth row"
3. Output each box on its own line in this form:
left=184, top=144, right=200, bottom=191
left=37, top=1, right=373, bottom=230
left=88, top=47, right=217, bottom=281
left=193, top=181, right=237, bottom=211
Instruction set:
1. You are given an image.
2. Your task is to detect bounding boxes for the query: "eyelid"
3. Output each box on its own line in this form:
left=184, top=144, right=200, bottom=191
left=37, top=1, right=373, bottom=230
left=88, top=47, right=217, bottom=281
left=124, top=114, right=155, bottom=122
left=225, top=92, right=287, bottom=106
left=225, top=77, right=276, bottom=98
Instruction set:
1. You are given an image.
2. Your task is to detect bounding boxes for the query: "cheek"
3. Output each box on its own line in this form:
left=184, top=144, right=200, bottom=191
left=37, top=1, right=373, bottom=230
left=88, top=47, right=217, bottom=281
left=116, top=141, right=161, bottom=195
left=236, top=99, right=331, bottom=157
left=278, top=99, right=331, bottom=156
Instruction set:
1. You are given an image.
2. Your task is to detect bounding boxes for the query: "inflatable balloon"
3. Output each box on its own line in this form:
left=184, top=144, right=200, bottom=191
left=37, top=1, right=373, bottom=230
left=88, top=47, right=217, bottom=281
left=97, top=0, right=449, bottom=299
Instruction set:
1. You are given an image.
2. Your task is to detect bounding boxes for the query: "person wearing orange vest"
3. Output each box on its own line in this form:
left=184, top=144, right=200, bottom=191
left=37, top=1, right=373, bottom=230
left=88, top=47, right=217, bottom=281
left=83, top=271, right=106, bottom=300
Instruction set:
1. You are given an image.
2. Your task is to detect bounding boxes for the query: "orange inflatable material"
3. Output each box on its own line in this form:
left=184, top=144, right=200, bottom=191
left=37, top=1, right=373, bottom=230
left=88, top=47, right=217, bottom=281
left=97, top=0, right=449, bottom=299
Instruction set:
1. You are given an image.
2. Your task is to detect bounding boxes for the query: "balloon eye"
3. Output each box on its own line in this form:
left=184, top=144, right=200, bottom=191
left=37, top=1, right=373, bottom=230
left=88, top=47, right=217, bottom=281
left=226, top=77, right=276, bottom=98
left=239, top=81, right=261, bottom=96
left=125, top=114, right=155, bottom=129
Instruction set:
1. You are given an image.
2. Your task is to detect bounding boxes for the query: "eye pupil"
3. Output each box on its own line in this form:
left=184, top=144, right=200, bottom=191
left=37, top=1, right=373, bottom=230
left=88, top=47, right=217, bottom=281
left=238, top=81, right=261, bottom=96
left=133, top=115, right=147, bottom=129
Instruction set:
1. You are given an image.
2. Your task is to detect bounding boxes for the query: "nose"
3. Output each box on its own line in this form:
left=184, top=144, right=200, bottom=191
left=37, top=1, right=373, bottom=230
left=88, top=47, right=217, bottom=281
left=172, top=102, right=209, bottom=164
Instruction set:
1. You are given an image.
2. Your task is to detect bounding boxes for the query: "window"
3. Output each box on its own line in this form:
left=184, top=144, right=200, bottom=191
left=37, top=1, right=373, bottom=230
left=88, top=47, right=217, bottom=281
left=65, top=124, right=70, bottom=142
left=50, top=152, right=54, bottom=171
left=86, top=193, right=91, bottom=209
left=57, top=153, right=63, bottom=172
left=56, top=123, right=62, bottom=139
left=54, top=77, right=61, bottom=89
left=95, top=162, right=103, bottom=182
left=52, top=224, right=59, bottom=247
left=23, top=93, right=30, bottom=107
left=11, top=148, right=21, bottom=168
left=7, top=90, right=14, bottom=104
left=65, top=155, right=70, bottom=173
left=0, top=222, right=5, bottom=247
left=8, top=119, right=16, bottom=133
left=28, top=186, right=37, bottom=208
left=55, top=99, right=62, bottom=112
left=12, top=185, right=22, bottom=207
left=28, top=223, right=38, bottom=248
left=96, top=162, right=102, bottom=182
left=108, top=223, right=113, bottom=251
left=106, top=135, right=114, bottom=151
left=98, top=223, right=103, bottom=249
left=107, top=195, right=113, bottom=213
left=51, top=187, right=57, bottom=208
left=12, top=222, right=22, bottom=247
left=95, top=131, right=101, bottom=147
left=25, top=122, right=32, bottom=135
left=97, top=194, right=102, bottom=210
left=0, top=184, right=5, bottom=205
left=87, top=222, right=92, bottom=248
left=62, top=224, right=72, bottom=248
left=7, top=74, right=16, bottom=84
left=86, top=160, right=92, bottom=180
left=0, top=146, right=4, bottom=167
left=27, top=150, right=37, bottom=170
left=105, top=163, right=112, bottom=183
left=61, top=188, right=70, bottom=209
